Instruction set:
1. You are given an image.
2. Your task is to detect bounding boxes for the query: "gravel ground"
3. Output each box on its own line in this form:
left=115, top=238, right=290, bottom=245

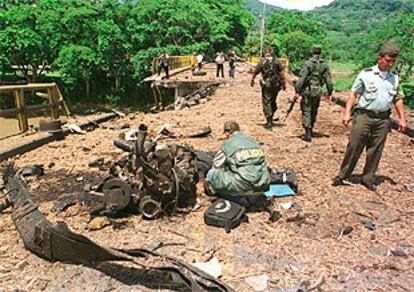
left=0, top=63, right=413, bottom=291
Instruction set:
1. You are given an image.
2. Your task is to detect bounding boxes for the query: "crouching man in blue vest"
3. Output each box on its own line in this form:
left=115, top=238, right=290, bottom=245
left=205, top=121, right=270, bottom=204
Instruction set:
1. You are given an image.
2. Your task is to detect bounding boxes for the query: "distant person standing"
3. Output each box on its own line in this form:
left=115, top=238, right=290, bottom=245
left=332, top=43, right=407, bottom=191
left=190, top=52, right=197, bottom=72
left=215, top=52, right=225, bottom=78
left=197, top=53, right=204, bottom=71
left=228, top=51, right=236, bottom=79
left=157, top=52, right=169, bottom=78
left=294, top=45, right=333, bottom=142
left=251, top=47, right=286, bottom=129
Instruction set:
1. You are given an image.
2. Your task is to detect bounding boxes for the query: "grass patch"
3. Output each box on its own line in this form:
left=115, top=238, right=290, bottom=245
left=329, top=62, right=358, bottom=72
left=333, top=76, right=355, bottom=92
left=329, top=62, right=358, bottom=92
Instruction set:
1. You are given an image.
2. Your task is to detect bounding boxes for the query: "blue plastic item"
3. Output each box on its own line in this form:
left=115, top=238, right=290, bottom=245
left=264, top=184, right=296, bottom=197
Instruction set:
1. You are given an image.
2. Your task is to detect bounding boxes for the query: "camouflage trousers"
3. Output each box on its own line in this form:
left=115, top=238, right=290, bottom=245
left=300, top=94, right=321, bottom=129
left=261, top=85, right=280, bottom=119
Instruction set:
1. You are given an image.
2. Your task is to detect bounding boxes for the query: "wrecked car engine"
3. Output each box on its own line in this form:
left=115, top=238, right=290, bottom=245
left=51, top=123, right=204, bottom=219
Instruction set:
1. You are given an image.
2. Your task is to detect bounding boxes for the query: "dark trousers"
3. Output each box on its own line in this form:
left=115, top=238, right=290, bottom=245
left=261, top=85, right=280, bottom=120
left=338, top=112, right=390, bottom=184
left=216, top=64, right=224, bottom=77
left=301, top=94, right=321, bottom=129
left=158, top=64, right=169, bottom=78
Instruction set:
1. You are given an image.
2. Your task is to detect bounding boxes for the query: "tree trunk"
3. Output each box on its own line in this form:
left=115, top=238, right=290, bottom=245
left=115, top=77, right=121, bottom=91
left=85, top=78, right=91, bottom=99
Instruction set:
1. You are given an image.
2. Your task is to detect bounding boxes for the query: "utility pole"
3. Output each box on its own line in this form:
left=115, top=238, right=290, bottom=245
left=259, top=0, right=267, bottom=58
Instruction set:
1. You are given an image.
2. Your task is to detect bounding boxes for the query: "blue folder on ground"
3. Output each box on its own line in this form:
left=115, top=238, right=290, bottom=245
left=264, top=184, right=296, bottom=197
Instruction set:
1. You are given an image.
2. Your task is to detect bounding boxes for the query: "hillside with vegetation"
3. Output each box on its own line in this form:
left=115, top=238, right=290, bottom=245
left=245, top=0, right=281, bottom=16
left=310, top=0, right=414, bottom=64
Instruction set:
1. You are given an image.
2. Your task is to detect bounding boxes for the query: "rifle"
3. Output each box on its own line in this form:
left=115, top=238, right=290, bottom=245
left=283, top=97, right=297, bottom=122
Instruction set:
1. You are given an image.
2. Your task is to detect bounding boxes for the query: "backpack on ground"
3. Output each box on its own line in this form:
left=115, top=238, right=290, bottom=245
left=204, top=199, right=247, bottom=233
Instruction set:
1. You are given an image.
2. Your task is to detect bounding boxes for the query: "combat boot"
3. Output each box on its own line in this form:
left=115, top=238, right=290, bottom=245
left=301, top=128, right=312, bottom=142
left=264, top=118, right=273, bottom=129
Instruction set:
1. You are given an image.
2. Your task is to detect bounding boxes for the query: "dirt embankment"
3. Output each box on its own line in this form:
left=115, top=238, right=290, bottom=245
left=0, top=63, right=413, bottom=291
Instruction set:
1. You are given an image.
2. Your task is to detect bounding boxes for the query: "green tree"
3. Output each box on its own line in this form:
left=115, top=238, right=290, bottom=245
left=247, top=11, right=327, bottom=71
left=357, top=12, right=414, bottom=79
left=278, top=31, right=316, bottom=73
left=0, top=4, right=49, bottom=81
left=55, top=45, right=98, bottom=99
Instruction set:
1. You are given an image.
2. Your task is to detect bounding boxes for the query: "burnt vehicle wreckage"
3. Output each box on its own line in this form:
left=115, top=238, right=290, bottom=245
left=49, top=123, right=214, bottom=219
left=0, top=123, right=299, bottom=290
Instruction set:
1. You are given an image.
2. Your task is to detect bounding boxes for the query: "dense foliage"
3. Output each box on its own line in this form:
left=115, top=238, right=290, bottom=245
left=310, top=0, right=414, bottom=63
left=0, top=0, right=252, bottom=103
left=245, top=0, right=281, bottom=17
left=244, top=10, right=327, bottom=73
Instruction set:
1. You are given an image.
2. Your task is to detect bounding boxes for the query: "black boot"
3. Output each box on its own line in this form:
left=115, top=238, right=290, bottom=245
left=301, top=128, right=312, bottom=142
left=264, top=117, right=273, bottom=129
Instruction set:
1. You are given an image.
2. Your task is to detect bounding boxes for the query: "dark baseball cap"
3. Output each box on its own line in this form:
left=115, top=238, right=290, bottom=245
left=223, top=121, right=240, bottom=133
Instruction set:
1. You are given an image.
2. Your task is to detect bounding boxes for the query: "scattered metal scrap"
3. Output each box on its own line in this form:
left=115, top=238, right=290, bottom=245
left=0, top=165, right=233, bottom=291
left=168, top=82, right=220, bottom=111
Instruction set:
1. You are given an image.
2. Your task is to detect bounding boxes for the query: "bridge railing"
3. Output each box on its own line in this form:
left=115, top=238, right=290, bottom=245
left=0, top=83, right=70, bottom=133
left=152, top=56, right=192, bottom=75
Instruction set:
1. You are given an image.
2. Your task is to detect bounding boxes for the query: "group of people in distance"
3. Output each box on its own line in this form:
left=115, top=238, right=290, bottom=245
left=156, top=51, right=237, bottom=80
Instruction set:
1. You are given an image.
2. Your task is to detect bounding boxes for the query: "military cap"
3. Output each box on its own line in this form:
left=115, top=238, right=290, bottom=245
left=379, top=42, right=399, bottom=57
left=312, top=44, right=322, bottom=55
left=223, top=121, right=240, bottom=133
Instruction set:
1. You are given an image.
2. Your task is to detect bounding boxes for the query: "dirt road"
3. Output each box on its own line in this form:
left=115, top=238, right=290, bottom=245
left=1, top=63, right=413, bottom=291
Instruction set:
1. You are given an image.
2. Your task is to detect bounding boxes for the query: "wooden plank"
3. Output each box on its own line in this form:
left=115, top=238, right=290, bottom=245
left=143, top=65, right=192, bottom=82
left=55, top=85, right=71, bottom=116
left=0, top=104, right=56, bottom=118
left=14, top=89, right=29, bottom=132
left=0, top=83, right=56, bottom=92
left=47, top=87, right=58, bottom=119
left=0, top=112, right=119, bottom=162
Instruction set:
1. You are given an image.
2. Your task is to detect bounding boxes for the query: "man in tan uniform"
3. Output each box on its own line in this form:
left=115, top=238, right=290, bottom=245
left=332, top=43, right=407, bottom=191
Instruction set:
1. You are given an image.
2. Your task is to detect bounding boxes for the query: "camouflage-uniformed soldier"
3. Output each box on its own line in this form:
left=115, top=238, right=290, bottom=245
left=251, top=48, right=287, bottom=129
left=332, top=43, right=407, bottom=191
left=294, top=45, right=333, bottom=141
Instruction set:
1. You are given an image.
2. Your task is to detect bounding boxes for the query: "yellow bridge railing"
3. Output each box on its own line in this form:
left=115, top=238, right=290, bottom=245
left=151, top=55, right=290, bottom=74
left=152, top=56, right=192, bottom=75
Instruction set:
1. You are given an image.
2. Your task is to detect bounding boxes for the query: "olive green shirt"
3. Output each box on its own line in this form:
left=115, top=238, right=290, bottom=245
left=254, top=57, right=285, bottom=88
left=295, top=56, right=333, bottom=96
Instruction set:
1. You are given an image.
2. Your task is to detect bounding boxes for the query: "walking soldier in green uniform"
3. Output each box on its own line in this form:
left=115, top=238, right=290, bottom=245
left=294, top=45, right=333, bottom=141
left=332, top=43, right=407, bottom=191
left=251, top=48, right=287, bottom=129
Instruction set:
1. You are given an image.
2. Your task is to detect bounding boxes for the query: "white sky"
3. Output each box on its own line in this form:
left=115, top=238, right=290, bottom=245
left=264, top=0, right=334, bottom=11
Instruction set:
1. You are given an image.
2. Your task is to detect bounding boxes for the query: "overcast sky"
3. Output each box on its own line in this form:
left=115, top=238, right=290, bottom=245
left=264, top=0, right=334, bottom=11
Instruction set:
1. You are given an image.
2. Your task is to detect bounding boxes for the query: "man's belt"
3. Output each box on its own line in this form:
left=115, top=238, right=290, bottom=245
left=355, top=108, right=391, bottom=119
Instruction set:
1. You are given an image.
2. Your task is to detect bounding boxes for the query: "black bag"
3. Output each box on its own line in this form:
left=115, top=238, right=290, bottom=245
left=204, top=199, right=247, bottom=233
